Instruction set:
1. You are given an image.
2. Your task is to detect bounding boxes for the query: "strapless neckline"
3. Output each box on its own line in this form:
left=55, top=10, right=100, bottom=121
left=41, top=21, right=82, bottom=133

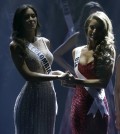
left=78, top=61, right=94, bottom=67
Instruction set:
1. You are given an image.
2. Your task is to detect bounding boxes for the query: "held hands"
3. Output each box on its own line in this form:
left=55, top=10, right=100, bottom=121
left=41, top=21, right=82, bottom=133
left=52, top=70, right=71, bottom=79
left=55, top=70, right=75, bottom=80
left=61, top=71, right=76, bottom=88
left=52, top=70, right=76, bottom=88
left=52, top=70, right=75, bottom=80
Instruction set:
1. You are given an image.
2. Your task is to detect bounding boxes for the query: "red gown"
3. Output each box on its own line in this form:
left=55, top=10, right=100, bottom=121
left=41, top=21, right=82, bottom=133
left=71, top=62, right=109, bottom=134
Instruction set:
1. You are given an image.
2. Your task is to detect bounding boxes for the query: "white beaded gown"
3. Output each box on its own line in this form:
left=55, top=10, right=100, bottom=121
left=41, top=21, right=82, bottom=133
left=14, top=37, right=57, bottom=134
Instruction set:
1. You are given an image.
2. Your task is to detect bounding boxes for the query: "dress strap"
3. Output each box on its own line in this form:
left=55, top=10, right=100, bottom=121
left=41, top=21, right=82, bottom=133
left=74, top=46, right=84, bottom=68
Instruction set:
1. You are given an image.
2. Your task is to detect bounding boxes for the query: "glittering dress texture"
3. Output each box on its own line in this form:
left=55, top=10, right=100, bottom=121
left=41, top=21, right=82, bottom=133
left=71, top=61, right=108, bottom=134
left=14, top=37, right=57, bottom=134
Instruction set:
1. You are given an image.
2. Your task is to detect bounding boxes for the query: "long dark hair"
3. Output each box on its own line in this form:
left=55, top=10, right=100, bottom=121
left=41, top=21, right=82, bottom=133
left=12, top=4, right=40, bottom=39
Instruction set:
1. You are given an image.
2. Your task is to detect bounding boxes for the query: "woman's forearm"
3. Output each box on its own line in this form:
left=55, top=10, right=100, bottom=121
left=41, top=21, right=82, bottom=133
left=74, top=78, right=107, bottom=88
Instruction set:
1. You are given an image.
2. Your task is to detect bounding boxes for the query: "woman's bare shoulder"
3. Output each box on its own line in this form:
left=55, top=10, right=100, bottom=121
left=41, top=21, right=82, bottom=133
left=72, top=45, right=86, bottom=59
left=37, top=37, right=50, bottom=43
left=37, top=37, right=50, bottom=48
left=72, top=45, right=86, bottom=53
left=9, top=40, right=22, bottom=54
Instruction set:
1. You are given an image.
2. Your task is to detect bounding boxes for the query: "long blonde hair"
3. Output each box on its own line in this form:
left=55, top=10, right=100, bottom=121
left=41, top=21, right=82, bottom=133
left=85, top=11, right=115, bottom=79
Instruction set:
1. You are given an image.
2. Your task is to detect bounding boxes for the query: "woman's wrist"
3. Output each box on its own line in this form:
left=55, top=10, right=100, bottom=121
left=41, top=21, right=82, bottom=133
left=75, top=78, right=83, bottom=85
left=53, top=75, right=59, bottom=80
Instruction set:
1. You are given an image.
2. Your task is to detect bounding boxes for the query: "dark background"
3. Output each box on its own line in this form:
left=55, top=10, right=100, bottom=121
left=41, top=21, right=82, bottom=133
left=0, top=0, right=120, bottom=134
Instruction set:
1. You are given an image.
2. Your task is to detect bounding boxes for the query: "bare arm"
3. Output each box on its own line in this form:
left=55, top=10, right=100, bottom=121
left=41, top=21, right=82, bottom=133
left=66, top=47, right=116, bottom=88
left=42, top=37, right=68, bottom=76
left=9, top=41, right=65, bottom=82
left=53, top=32, right=79, bottom=74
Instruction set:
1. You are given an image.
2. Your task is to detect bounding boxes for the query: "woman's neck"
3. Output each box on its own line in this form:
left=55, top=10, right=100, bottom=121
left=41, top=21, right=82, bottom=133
left=87, top=40, right=96, bottom=50
left=87, top=39, right=102, bottom=51
left=24, top=32, right=36, bottom=43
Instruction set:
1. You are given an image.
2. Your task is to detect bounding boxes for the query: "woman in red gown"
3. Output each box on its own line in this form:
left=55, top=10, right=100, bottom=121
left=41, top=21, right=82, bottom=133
left=62, top=11, right=116, bottom=134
